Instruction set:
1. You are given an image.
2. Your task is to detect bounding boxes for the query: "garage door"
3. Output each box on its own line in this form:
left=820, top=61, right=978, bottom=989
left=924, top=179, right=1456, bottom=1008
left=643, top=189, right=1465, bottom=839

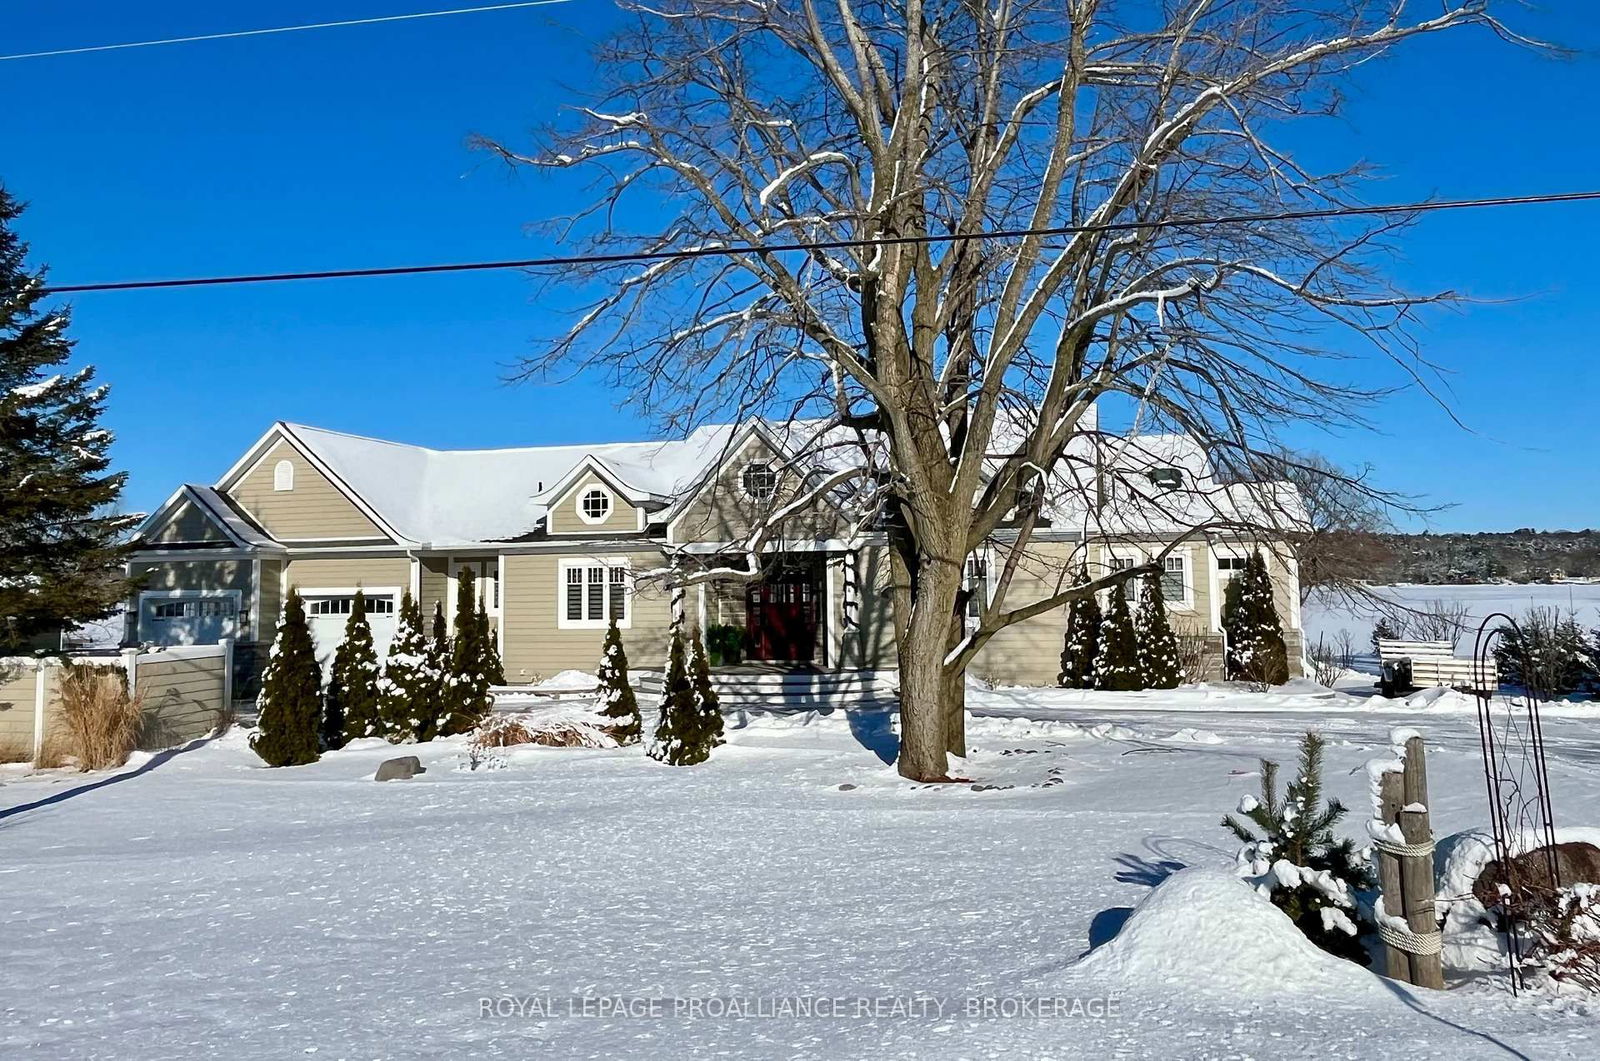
left=142, top=594, right=239, bottom=646
left=303, top=593, right=400, bottom=669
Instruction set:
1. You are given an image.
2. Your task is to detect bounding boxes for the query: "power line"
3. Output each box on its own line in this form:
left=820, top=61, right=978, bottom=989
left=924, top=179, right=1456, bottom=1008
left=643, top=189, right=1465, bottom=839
left=0, top=1, right=576, bottom=63
left=40, top=189, right=1600, bottom=295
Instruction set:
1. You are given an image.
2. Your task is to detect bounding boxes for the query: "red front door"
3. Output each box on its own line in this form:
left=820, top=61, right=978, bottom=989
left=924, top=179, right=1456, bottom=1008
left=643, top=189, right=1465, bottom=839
left=746, top=578, right=818, bottom=662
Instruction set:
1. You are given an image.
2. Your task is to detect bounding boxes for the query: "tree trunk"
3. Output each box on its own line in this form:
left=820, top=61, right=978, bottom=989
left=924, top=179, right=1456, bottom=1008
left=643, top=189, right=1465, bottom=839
left=942, top=661, right=967, bottom=758
left=896, top=561, right=962, bottom=781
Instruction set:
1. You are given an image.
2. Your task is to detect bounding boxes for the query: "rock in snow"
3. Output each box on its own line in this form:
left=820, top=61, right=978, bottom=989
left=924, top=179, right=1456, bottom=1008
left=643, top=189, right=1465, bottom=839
left=1074, top=867, right=1386, bottom=1002
left=374, top=756, right=426, bottom=781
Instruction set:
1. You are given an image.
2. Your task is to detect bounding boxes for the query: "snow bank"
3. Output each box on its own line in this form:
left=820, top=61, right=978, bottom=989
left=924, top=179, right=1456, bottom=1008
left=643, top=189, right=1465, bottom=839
left=1074, top=867, right=1386, bottom=1001
left=535, top=669, right=599, bottom=691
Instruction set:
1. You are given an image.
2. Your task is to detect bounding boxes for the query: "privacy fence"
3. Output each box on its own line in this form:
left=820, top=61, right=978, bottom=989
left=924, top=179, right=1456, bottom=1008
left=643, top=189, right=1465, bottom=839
left=0, top=642, right=234, bottom=763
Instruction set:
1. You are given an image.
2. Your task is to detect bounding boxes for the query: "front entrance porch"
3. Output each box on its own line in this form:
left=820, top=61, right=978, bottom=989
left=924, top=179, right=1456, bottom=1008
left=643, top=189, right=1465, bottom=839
left=703, top=554, right=829, bottom=665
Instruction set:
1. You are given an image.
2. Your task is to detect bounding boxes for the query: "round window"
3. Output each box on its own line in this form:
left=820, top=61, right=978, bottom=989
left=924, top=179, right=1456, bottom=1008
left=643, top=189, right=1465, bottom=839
left=741, top=461, right=777, bottom=501
left=579, top=487, right=612, bottom=523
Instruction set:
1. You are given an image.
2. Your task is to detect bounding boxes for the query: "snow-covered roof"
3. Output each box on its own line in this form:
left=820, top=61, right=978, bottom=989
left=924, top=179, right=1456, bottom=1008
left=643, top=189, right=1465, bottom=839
left=276, top=422, right=745, bottom=546
left=193, top=414, right=1301, bottom=549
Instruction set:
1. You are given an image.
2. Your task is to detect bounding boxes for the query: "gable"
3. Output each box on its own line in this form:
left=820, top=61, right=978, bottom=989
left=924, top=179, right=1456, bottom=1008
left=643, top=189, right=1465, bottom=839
left=143, top=497, right=232, bottom=545
left=229, top=438, right=389, bottom=542
left=669, top=433, right=845, bottom=544
left=546, top=469, right=642, bottom=536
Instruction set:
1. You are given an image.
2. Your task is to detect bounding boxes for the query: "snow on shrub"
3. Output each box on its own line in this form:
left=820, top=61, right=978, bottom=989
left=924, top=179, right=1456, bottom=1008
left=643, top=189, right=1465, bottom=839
left=1528, top=883, right=1600, bottom=993
left=471, top=711, right=619, bottom=751
left=1222, top=731, right=1373, bottom=964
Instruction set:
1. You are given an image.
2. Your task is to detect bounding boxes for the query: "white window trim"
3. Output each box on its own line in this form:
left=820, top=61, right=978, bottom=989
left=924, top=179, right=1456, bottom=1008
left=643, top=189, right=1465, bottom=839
left=556, top=557, right=633, bottom=630
left=295, top=586, right=403, bottom=619
left=1161, top=549, right=1196, bottom=610
left=272, top=459, right=294, bottom=492
left=575, top=484, right=615, bottom=526
left=963, top=547, right=995, bottom=628
left=739, top=460, right=778, bottom=502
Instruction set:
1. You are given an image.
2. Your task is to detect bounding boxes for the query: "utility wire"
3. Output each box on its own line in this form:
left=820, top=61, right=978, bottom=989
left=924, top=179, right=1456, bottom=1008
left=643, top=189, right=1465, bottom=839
left=0, top=1, right=576, bottom=63
left=40, top=189, right=1600, bottom=295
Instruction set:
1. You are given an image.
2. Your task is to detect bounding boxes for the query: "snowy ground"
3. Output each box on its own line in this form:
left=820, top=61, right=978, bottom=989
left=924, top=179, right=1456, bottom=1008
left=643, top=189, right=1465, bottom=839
left=4, top=681, right=1600, bottom=1058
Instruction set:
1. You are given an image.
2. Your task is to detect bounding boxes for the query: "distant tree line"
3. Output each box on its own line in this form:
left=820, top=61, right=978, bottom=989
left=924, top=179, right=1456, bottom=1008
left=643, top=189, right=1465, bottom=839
left=1372, top=530, right=1600, bottom=585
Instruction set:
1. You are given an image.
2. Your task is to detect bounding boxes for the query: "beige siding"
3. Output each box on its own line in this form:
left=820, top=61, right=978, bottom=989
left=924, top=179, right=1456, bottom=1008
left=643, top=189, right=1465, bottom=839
left=134, top=654, right=227, bottom=749
left=147, top=499, right=229, bottom=544
left=671, top=435, right=844, bottom=544
left=837, top=545, right=899, bottom=670
left=500, top=550, right=674, bottom=683
left=0, top=663, right=38, bottom=761
left=231, top=438, right=387, bottom=541
left=546, top=473, right=640, bottom=535
left=419, top=555, right=450, bottom=614
left=130, top=558, right=261, bottom=643
left=970, top=540, right=1090, bottom=686
left=284, top=556, right=411, bottom=594
left=258, top=558, right=283, bottom=630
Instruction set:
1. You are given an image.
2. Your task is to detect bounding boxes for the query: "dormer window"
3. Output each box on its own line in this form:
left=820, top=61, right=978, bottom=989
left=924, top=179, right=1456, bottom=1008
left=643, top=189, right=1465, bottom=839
left=1147, top=466, right=1183, bottom=490
left=273, top=459, right=294, bottom=491
left=577, top=486, right=613, bottom=524
left=741, top=461, right=777, bottom=501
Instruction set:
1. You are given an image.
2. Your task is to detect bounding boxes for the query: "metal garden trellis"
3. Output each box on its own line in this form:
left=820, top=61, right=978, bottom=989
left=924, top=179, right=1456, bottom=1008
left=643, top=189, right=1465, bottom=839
left=1471, top=612, right=1561, bottom=994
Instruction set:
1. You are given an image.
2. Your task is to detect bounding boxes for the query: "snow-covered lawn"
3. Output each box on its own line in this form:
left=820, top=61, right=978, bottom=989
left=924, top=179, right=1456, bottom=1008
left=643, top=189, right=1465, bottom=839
left=4, top=683, right=1600, bottom=1058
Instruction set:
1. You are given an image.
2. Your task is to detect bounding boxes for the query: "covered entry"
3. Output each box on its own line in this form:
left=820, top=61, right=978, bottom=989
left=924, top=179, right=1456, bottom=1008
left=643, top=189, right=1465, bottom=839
left=743, top=557, right=824, bottom=663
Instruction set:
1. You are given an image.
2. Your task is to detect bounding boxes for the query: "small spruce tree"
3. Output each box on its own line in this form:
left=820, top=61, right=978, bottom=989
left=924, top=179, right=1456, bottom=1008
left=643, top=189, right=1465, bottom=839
left=1057, top=568, right=1101, bottom=688
left=1222, top=550, right=1290, bottom=686
left=377, top=591, right=439, bottom=742
left=688, top=629, right=726, bottom=753
left=1135, top=570, right=1184, bottom=689
left=443, top=570, right=494, bottom=736
left=597, top=619, right=641, bottom=744
left=1093, top=583, right=1143, bottom=691
left=1223, top=731, right=1373, bottom=964
left=648, top=628, right=710, bottom=765
left=424, top=600, right=452, bottom=738
left=325, top=590, right=381, bottom=747
left=251, top=590, right=322, bottom=767
left=478, top=595, right=505, bottom=686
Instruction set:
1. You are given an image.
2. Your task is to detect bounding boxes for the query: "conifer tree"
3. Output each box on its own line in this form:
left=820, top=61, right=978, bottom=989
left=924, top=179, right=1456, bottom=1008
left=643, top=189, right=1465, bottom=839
left=478, top=596, right=505, bottom=686
left=426, top=600, right=452, bottom=736
left=688, top=629, right=725, bottom=753
left=1222, top=550, right=1290, bottom=686
left=1135, top=570, right=1184, bottom=689
left=325, top=590, right=381, bottom=746
left=431, top=600, right=448, bottom=648
left=1093, top=583, right=1143, bottom=691
left=252, top=590, right=322, bottom=767
left=377, top=591, right=439, bottom=742
left=1057, top=567, right=1101, bottom=688
left=596, top=618, right=641, bottom=744
left=444, top=569, right=494, bottom=736
left=0, top=187, right=137, bottom=650
left=1223, top=732, right=1373, bottom=964
left=648, top=629, right=710, bottom=765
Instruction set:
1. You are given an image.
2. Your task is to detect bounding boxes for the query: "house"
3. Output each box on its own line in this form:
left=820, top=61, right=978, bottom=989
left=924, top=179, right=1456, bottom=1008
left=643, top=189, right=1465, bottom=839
left=123, top=415, right=1304, bottom=694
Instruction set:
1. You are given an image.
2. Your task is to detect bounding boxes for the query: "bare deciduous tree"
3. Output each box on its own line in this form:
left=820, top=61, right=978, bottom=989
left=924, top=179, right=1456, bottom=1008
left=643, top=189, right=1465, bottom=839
left=479, top=0, right=1531, bottom=781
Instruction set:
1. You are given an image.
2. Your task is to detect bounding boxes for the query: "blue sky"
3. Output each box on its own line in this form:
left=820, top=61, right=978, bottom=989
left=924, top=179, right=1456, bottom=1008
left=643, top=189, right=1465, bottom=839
left=4, top=1, right=1596, bottom=532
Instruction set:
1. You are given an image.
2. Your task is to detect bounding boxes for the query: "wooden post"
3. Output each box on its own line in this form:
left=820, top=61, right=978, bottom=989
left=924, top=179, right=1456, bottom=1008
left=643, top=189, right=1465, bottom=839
left=1376, top=769, right=1412, bottom=985
left=1399, top=735, right=1445, bottom=990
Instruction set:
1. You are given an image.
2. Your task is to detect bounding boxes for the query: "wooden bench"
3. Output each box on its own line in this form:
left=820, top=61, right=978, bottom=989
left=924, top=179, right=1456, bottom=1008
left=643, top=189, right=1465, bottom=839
left=1375, top=639, right=1498, bottom=695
